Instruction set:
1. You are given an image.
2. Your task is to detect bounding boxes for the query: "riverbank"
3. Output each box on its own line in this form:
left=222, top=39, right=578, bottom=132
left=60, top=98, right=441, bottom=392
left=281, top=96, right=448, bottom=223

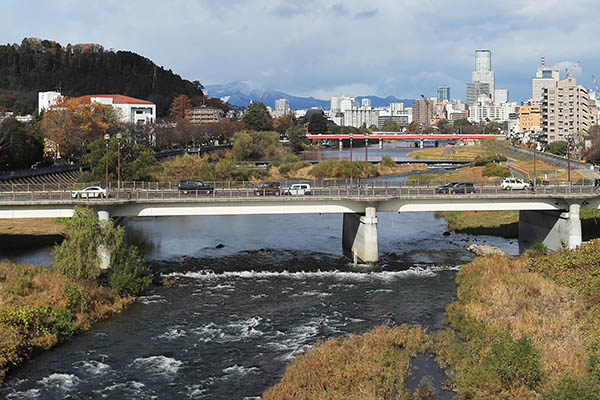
left=0, top=218, right=66, bottom=251
left=0, top=261, right=132, bottom=385
left=264, top=240, right=600, bottom=398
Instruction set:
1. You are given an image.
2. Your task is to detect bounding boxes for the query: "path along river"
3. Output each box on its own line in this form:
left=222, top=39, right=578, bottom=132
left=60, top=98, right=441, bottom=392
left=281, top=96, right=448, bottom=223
left=0, top=145, right=518, bottom=399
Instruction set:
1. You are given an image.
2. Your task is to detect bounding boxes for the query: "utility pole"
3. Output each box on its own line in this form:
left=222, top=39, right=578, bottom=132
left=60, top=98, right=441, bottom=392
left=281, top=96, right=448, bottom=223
left=349, top=132, right=353, bottom=186
left=365, top=133, right=369, bottom=185
left=117, top=133, right=122, bottom=190
left=104, top=134, right=110, bottom=189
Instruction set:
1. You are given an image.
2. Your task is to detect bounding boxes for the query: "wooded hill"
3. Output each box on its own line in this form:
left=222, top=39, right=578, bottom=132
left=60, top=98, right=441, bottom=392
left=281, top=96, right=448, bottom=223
left=0, top=38, right=204, bottom=117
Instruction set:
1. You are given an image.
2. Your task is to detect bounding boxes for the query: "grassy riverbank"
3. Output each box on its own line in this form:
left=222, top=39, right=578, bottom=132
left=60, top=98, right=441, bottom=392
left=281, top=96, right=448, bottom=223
left=408, top=145, right=487, bottom=161
left=0, top=261, right=132, bottom=385
left=264, top=240, right=600, bottom=399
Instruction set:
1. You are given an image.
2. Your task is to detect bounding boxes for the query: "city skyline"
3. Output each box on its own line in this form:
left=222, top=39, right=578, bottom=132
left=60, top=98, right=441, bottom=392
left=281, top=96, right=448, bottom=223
left=1, top=0, right=596, bottom=102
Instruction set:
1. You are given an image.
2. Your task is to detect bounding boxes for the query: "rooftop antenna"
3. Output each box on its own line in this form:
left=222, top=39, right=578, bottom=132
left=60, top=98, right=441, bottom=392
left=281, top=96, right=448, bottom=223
left=541, top=56, right=545, bottom=68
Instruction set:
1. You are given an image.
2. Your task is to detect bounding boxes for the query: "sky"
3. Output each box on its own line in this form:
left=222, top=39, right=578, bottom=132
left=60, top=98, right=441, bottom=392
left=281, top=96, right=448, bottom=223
left=2, top=0, right=598, bottom=102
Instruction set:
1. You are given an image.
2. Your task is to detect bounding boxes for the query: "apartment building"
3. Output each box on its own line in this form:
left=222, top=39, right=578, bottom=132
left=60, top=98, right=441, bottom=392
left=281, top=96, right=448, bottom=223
left=412, top=98, right=434, bottom=126
left=541, top=77, right=591, bottom=145
left=516, top=105, right=541, bottom=133
left=185, top=106, right=224, bottom=124
left=274, top=98, right=290, bottom=117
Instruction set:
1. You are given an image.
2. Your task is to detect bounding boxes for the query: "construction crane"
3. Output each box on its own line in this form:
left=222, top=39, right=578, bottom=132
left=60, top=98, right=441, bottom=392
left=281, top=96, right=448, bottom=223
left=564, top=60, right=580, bottom=78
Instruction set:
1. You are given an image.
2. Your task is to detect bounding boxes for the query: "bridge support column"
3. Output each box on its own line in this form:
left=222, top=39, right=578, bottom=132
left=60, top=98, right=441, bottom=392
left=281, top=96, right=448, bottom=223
left=342, top=207, right=378, bottom=264
left=339, top=139, right=343, bottom=150
left=518, top=203, right=581, bottom=252
left=97, top=210, right=111, bottom=270
left=419, top=139, right=424, bottom=149
left=379, top=139, right=383, bottom=149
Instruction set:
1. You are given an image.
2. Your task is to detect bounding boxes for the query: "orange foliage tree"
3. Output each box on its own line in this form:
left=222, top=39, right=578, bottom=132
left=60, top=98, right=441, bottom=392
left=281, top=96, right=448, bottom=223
left=169, top=94, right=193, bottom=121
left=40, top=97, right=120, bottom=160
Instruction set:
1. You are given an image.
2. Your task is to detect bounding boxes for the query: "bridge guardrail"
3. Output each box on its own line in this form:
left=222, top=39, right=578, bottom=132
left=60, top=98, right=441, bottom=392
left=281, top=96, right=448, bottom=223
left=0, top=183, right=597, bottom=203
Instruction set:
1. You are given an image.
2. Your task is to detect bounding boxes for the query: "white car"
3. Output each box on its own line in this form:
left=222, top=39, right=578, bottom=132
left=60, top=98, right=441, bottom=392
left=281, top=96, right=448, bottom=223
left=284, top=183, right=312, bottom=196
left=500, top=178, right=532, bottom=190
left=71, top=186, right=109, bottom=199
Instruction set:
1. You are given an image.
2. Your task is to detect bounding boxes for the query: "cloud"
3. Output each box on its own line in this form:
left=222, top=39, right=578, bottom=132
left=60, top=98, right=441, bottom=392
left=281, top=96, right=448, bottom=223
left=0, top=0, right=598, bottom=103
left=354, top=9, right=379, bottom=19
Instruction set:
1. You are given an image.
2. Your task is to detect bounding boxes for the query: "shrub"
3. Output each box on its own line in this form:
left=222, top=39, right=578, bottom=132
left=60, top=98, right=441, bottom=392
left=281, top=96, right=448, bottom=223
left=543, top=374, right=600, bottom=400
left=473, top=154, right=507, bottom=166
left=486, top=329, right=542, bottom=388
left=482, top=163, right=512, bottom=177
left=527, top=241, right=549, bottom=257
left=0, top=305, right=75, bottom=341
left=108, top=245, right=151, bottom=297
left=63, top=283, right=88, bottom=314
left=380, top=154, right=396, bottom=168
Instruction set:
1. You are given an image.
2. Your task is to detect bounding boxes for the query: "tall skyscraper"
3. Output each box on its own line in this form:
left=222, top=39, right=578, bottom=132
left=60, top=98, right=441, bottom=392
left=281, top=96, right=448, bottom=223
left=437, top=86, right=450, bottom=103
left=465, top=82, right=490, bottom=107
left=469, top=50, right=495, bottom=102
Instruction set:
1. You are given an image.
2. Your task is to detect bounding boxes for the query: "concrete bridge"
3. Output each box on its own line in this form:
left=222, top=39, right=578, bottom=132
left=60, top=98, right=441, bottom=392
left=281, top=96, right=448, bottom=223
left=1, top=183, right=598, bottom=265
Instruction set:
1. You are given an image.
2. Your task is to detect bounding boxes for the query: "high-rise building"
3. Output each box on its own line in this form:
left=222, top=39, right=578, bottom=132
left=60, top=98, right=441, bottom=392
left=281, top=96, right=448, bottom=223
left=532, top=57, right=560, bottom=103
left=274, top=98, right=290, bottom=117
left=437, top=86, right=450, bottom=103
left=541, top=76, right=591, bottom=145
left=465, top=82, right=490, bottom=106
left=494, top=89, right=509, bottom=104
left=471, top=50, right=495, bottom=101
left=412, top=98, right=434, bottom=126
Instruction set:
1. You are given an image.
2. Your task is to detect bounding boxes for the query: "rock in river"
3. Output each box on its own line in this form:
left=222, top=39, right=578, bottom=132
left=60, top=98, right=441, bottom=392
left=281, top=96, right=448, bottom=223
left=467, top=244, right=507, bottom=257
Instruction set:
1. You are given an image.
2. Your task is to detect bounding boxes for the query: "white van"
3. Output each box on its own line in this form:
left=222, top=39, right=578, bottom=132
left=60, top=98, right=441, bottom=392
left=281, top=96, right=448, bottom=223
left=284, top=183, right=312, bottom=196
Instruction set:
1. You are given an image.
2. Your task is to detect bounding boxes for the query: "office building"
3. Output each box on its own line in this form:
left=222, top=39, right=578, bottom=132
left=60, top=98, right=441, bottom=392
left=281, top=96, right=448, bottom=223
left=465, top=82, right=490, bottom=106
left=274, top=98, right=290, bottom=117
left=437, top=86, right=450, bottom=103
left=494, top=89, right=509, bottom=104
left=471, top=50, right=495, bottom=101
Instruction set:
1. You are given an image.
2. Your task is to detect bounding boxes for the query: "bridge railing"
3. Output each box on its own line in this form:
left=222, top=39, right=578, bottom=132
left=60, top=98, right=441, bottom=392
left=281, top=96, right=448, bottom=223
left=0, top=182, right=597, bottom=202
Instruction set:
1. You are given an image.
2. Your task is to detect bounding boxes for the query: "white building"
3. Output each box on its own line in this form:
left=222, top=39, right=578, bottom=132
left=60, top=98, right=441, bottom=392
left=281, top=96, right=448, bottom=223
left=330, top=96, right=356, bottom=112
left=468, top=95, right=516, bottom=124
left=38, top=91, right=62, bottom=114
left=85, top=95, right=156, bottom=124
left=274, top=98, right=290, bottom=117
left=494, top=89, right=508, bottom=104
left=531, top=57, right=560, bottom=103
left=361, top=98, right=371, bottom=108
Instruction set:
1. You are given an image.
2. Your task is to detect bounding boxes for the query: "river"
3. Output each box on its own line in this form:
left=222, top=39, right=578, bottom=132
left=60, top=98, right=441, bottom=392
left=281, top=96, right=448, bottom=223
left=0, top=145, right=518, bottom=399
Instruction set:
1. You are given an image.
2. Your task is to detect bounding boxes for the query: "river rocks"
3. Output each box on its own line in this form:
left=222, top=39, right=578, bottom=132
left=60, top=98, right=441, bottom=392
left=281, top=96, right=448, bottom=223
left=467, top=244, right=507, bottom=257
left=216, top=244, right=225, bottom=249
left=442, top=231, right=451, bottom=236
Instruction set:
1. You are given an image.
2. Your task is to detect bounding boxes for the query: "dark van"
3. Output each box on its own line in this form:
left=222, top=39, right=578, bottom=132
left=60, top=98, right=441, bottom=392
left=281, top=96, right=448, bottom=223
left=178, top=180, right=214, bottom=194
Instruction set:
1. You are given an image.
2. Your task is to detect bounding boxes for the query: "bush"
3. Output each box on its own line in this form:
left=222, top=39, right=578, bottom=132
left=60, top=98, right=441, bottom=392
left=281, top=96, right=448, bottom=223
left=473, top=154, right=507, bottom=166
left=547, top=141, right=568, bottom=156
left=63, top=283, right=88, bottom=314
left=108, top=245, right=151, bottom=297
left=309, top=160, right=377, bottom=180
left=482, top=163, right=512, bottom=177
left=527, top=241, right=549, bottom=257
left=0, top=305, right=75, bottom=341
left=380, top=154, right=396, bottom=168
left=487, top=329, right=542, bottom=388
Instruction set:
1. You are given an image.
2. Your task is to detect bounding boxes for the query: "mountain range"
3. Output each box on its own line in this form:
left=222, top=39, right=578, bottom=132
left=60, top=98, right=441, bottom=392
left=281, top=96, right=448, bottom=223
left=205, top=81, right=414, bottom=110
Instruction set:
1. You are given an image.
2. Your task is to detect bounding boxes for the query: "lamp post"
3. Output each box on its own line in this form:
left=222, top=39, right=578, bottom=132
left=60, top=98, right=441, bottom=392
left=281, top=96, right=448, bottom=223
left=566, top=135, right=573, bottom=185
left=364, top=133, right=369, bottom=185
left=116, top=133, right=122, bottom=190
left=532, top=134, right=537, bottom=186
left=104, top=134, right=110, bottom=189
left=349, top=132, right=353, bottom=186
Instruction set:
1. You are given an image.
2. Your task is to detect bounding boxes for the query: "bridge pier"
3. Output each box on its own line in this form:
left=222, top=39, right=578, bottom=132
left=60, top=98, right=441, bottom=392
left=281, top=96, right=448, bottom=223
left=97, top=209, right=111, bottom=270
left=378, top=139, right=383, bottom=149
left=339, top=139, right=343, bottom=150
left=419, top=139, right=424, bottom=149
left=518, top=203, right=582, bottom=252
left=342, top=207, right=379, bottom=264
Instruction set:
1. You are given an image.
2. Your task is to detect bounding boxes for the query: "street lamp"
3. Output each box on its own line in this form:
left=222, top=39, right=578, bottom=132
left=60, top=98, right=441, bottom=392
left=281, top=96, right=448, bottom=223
left=349, top=132, right=353, bottom=186
left=116, top=133, right=122, bottom=190
left=104, top=134, right=110, bottom=189
left=566, top=135, right=573, bottom=185
left=532, top=134, right=537, bottom=186
left=364, top=133, right=370, bottom=185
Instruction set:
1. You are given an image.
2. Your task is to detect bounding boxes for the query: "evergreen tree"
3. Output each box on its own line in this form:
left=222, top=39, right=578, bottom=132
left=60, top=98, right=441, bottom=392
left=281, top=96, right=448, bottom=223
left=242, top=102, right=272, bottom=131
left=307, top=113, right=327, bottom=135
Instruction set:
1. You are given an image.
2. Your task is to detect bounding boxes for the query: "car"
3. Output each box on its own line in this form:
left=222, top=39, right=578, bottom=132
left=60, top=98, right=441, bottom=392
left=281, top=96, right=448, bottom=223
left=592, top=178, right=600, bottom=192
left=450, top=182, right=475, bottom=194
left=254, top=182, right=282, bottom=196
left=284, top=183, right=312, bottom=196
left=71, top=186, right=108, bottom=199
left=178, top=180, right=214, bottom=194
left=500, top=178, right=532, bottom=190
left=435, top=182, right=460, bottom=194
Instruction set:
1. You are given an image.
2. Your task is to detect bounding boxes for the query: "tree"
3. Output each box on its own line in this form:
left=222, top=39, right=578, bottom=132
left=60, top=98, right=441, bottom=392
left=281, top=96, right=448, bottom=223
left=584, top=125, right=600, bottom=164
left=436, top=119, right=451, bottom=134
left=40, top=97, right=120, bottom=161
left=80, top=132, right=157, bottom=183
left=307, top=113, right=327, bottom=135
left=169, top=94, right=192, bottom=121
left=381, top=120, right=402, bottom=132
left=273, top=115, right=292, bottom=135
left=546, top=141, right=567, bottom=156
left=0, top=118, right=44, bottom=170
left=286, top=125, right=308, bottom=151
left=242, top=102, right=273, bottom=131
left=232, top=130, right=286, bottom=161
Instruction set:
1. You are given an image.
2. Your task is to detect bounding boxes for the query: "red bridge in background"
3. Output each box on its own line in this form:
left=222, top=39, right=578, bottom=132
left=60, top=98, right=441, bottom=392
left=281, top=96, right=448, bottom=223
left=305, top=133, right=504, bottom=140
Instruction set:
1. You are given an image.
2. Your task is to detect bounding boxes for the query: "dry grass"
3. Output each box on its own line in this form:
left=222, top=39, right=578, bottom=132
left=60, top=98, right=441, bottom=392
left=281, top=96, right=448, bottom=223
left=263, top=325, right=434, bottom=400
left=408, top=165, right=501, bottom=185
left=0, top=261, right=131, bottom=385
left=408, top=145, right=488, bottom=161
left=0, top=218, right=66, bottom=236
left=508, top=159, right=588, bottom=183
left=436, top=210, right=519, bottom=231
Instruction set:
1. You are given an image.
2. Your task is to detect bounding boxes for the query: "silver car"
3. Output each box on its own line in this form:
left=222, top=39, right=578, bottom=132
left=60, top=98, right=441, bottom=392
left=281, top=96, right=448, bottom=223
left=71, top=186, right=108, bottom=199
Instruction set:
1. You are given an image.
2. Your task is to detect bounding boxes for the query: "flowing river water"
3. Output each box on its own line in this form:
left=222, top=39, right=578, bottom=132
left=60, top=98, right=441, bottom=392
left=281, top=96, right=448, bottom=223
left=0, top=145, right=519, bottom=399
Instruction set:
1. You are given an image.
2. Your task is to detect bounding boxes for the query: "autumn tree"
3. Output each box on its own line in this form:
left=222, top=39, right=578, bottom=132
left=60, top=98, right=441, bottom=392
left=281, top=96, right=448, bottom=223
left=273, top=115, right=292, bottom=135
left=169, top=94, right=193, bottom=121
left=584, top=125, right=600, bottom=164
left=232, top=130, right=286, bottom=161
left=242, top=102, right=272, bottom=131
left=40, top=97, right=119, bottom=161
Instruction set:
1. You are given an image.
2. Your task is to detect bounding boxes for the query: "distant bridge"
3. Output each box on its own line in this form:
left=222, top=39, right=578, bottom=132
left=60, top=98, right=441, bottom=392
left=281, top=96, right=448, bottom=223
left=1, top=181, right=598, bottom=264
left=306, top=133, right=504, bottom=141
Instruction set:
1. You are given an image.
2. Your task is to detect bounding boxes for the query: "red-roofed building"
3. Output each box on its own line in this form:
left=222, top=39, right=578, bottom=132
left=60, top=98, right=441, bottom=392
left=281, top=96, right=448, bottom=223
left=40, top=92, right=156, bottom=125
